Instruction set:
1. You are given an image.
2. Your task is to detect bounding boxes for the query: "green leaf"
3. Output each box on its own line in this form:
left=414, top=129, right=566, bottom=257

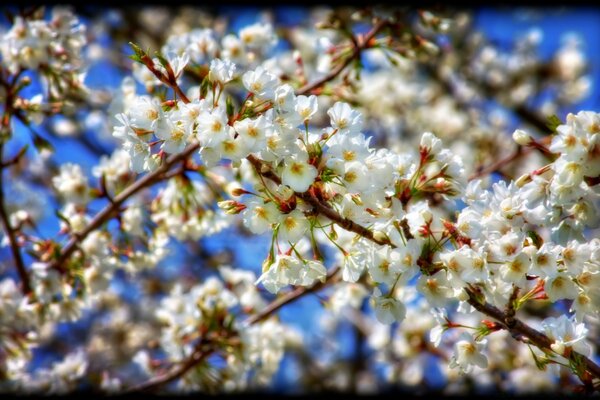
left=546, top=114, right=562, bottom=133
left=32, top=133, right=54, bottom=153
left=526, top=230, right=544, bottom=248
left=200, top=76, right=210, bottom=100
left=128, top=42, right=145, bottom=64
left=55, top=210, right=71, bottom=228
left=226, top=96, right=235, bottom=119
left=528, top=345, right=549, bottom=371
left=154, top=52, right=169, bottom=70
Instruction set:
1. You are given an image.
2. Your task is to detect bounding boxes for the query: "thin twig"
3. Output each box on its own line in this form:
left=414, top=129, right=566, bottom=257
left=245, top=266, right=340, bottom=326
left=49, top=145, right=198, bottom=270
left=0, top=144, right=31, bottom=295
left=128, top=266, right=340, bottom=393
left=296, top=19, right=389, bottom=95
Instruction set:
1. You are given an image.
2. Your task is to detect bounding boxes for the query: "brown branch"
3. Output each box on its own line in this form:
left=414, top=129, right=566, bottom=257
left=126, top=341, right=214, bottom=393
left=49, top=144, right=199, bottom=271
left=469, top=135, right=554, bottom=181
left=245, top=266, right=340, bottom=326
left=246, top=146, right=600, bottom=385
left=0, top=148, right=31, bottom=295
left=465, top=287, right=600, bottom=382
left=296, top=19, right=389, bottom=95
left=468, top=146, right=525, bottom=181
left=245, top=154, right=391, bottom=247
left=127, top=266, right=341, bottom=393
left=51, top=15, right=379, bottom=271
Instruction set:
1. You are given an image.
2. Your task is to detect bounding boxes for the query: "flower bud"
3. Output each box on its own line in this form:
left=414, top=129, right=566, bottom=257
left=512, top=129, right=532, bottom=146
left=515, top=173, right=532, bottom=188
left=550, top=341, right=566, bottom=356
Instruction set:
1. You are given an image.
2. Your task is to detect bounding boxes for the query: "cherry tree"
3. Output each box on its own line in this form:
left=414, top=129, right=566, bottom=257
left=0, top=5, right=599, bottom=395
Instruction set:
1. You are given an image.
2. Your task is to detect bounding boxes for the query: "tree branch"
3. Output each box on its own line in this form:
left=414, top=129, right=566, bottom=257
left=126, top=341, right=214, bottom=393
left=465, top=287, right=600, bottom=380
left=49, top=144, right=199, bottom=271
left=296, top=18, right=389, bottom=95
left=246, top=150, right=600, bottom=385
left=245, top=266, right=340, bottom=326
left=0, top=147, right=31, bottom=295
left=51, top=17, right=388, bottom=273
left=127, top=266, right=341, bottom=393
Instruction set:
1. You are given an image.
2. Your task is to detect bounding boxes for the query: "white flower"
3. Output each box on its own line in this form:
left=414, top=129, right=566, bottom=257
left=301, top=260, right=327, bottom=285
left=219, top=127, right=250, bottom=162
left=429, top=308, right=449, bottom=347
left=52, top=163, right=89, bottom=204
left=512, top=129, right=532, bottom=145
left=128, top=96, right=163, bottom=132
left=122, top=138, right=152, bottom=173
left=371, top=288, right=406, bottom=324
left=544, top=273, right=579, bottom=302
left=329, top=283, right=368, bottom=313
left=368, top=245, right=401, bottom=286
left=277, top=209, right=309, bottom=244
left=499, top=252, right=530, bottom=287
left=281, top=154, right=318, bottom=193
left=209, top=58, right=236, bottom=85
left=31, top=262, right=62, bottom=304
left=448, top=332, right=488, bottom=374
left=419, top=131, right=442, bottom=155
left=327, top=101, right=363, bottom=135
left=541, top=314, right=591, bottom=357
left=185, top=29, right=218, bottom=64
left=256, top=255, right=303, bottom=294
left=155, top=115, right=191, bottom=154
left=416, top=270, right=451, bottom=307
left=157, top=51, right=189, bottom=81
left=295, top=95, right=318, bottom=122
left=239, top=22, right=276, bottom=51
left=242, top=66, right=279, bottom=100
left=559, top=241, right=590, bottom=275
left=221, top=34, right=245, bottom=64
left=234, top=115, right=269, bottom=152
left=274, top=84, right=297, bottom=114
left=342, top=250, right=366, bottom=283
left=197, top=107, right=229, bottom=148
left=441, top=246, right=488, bottom=286
left=242, top=198, right=279, bottom=234
left=528, top=243, right=559, bottom=278
left=122, top=205, right=145, bottom=237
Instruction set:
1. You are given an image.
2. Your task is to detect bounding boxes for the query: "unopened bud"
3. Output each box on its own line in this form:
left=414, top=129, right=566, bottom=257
left=230, top=187, right=250, bottom=197
left=515, top=173, right=532, bottom=187
left=512, top=129, right=532, bottom=146
left=217, top=200, right=246, bottom=214
left=372, top=231, right=390, bottom=245
left=550, top=341, right=566, bottom=356
left=262, top=253, right=274, bottom=273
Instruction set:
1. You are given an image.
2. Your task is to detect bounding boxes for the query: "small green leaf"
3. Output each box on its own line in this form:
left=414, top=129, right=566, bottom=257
left=55, top=210, right=71, bottom=228
left=226, top=96, right=235, bottom=119
left=527, top=230, right=544, bottom=248
left=200, top=76, right=210, bottom=100
left=128, top=42, right=146, bottom=64
left=546, top=114, right=562, bottom=132
left=528, top=345, right=549, bottom=371
left=32, top=133, right=54, bottom=153
left=154, top=52, right=169, bottom=69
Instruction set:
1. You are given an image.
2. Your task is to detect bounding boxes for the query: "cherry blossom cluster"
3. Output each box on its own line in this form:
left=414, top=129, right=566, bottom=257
left=2, top=5, right=600, bottom=395
left=103, top=13, right=600, bottom=389
left=0, top=7, right=87, bottom=106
